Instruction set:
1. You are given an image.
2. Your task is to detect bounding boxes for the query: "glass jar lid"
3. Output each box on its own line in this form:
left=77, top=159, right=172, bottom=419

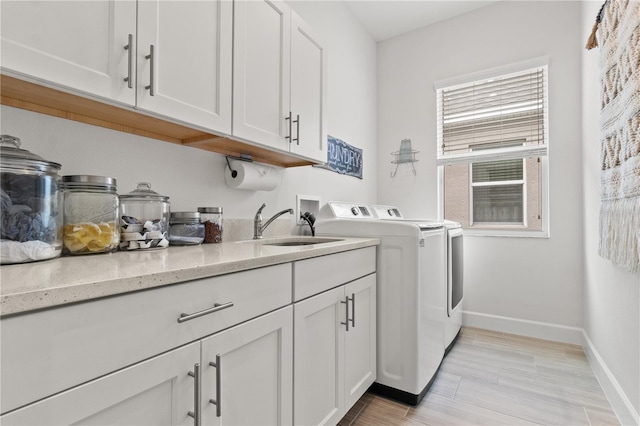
left=0, top=135, right=62, bottom=173
left=63, top=175, right=117, bottom=191
left=197, top=207, right=223, bottom=214
left=120, top=182, right=169, bottom=202
left=170, top=212, right=201, bottom=223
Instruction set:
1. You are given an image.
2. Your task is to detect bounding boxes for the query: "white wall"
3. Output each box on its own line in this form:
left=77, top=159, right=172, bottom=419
left=377, top=1, right=585, bottom=333
left=581, top=2, right=640, bottom=423
left=0, top=0, right=377, bottom=235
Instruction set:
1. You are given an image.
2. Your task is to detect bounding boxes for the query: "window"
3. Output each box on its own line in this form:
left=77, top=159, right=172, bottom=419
left=436, top=63, right=548, bottom=235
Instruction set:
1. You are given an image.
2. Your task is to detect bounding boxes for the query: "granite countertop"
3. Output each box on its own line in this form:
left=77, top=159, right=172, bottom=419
left=0, top=236, right=379, bottom=317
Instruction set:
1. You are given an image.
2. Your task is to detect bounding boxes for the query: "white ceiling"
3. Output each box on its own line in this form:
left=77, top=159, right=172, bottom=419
left=343, top=0, right=500, bottom=41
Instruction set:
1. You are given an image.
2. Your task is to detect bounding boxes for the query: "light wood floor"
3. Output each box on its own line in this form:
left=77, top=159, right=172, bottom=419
left=338, top=327, right=620, bottom=425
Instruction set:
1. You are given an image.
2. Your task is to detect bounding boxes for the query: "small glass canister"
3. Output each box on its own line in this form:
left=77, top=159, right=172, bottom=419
left=62, top=175, right=119, bottom=255
left=119, top=182, right=170, bottom=250
left=169, top=212, right=204, bottom=245
left=198, top=207, right=223, bottom=243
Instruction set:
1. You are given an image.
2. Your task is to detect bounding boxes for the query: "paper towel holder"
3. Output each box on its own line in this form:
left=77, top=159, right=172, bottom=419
left=225, top=155, right=253, bottom=179
left=224, top=156, right=283, bottom=191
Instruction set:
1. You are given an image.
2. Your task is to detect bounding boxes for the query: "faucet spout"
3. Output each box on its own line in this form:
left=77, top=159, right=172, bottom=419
left=253, top=204, right=293, bottom=239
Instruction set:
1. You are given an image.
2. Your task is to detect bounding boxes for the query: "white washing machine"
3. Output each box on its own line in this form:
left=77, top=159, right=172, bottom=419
left=371, top=205, right=463, bottom=353
left=316, top=202, right=445, bottom=405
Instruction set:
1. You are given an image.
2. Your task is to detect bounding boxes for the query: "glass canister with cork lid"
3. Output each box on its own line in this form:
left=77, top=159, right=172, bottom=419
left=119, top=182, right=170, bottom=250
left=62, top=175, right=119, bottom=255
left=198, top=207, right=223, bottom=243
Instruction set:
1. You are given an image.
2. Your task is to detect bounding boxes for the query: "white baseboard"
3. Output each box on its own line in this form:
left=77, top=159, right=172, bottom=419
left=462, top=311, right=639, bottom=425
left=462, top=310, right=584, bottom=345
left=582, top=331, right=640, bottom=426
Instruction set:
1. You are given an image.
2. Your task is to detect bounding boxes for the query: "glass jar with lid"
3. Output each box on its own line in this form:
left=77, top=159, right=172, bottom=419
left=0, top=135, right=63, bottom=264
left=197, top=207, right=223, bottom=243
left=119, top=182, right=170, bottom=250
left=62, top=175, right=119, bottom=255
left=169, top=212, right=204, bottom=245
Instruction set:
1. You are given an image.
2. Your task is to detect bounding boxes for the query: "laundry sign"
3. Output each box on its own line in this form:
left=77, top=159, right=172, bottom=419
left=326, top=135, right=363, bottom=179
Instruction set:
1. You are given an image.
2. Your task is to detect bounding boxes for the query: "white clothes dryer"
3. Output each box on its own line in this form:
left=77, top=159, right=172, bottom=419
left=316, top=202, right=445, bottom=405
left=372, top=205, right=463, bottom=354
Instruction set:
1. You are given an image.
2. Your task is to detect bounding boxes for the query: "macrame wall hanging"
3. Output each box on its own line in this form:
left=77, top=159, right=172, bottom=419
left=586, top=0, right=640, bottom=273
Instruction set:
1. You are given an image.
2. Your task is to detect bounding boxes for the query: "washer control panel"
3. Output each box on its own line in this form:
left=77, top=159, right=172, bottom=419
left=325, top=202, right=373, bottom=219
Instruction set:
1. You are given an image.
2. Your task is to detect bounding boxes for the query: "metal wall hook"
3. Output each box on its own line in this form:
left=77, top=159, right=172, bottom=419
left=391, top=138, right=419, bottom=177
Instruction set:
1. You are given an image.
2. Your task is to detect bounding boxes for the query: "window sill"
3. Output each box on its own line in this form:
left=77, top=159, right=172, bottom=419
left=462, top=228, right=549, bottom=238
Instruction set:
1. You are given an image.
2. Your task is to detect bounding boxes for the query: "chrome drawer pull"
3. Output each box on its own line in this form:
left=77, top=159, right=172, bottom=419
left=145, top=44, right=155, bottom=96
left=350, top=293, right=356, bottom=328
left=177, top=302, right=234, bottom=323
left=187, top=363, right=201, bottom=425
left=341, top=296, right=350, bottom=331
left=285, top=112, right=293, bottom=143
left=209, top=354, right=222, bottom=417
left=293, top=114, right=300, bottom=145
left=123, top=34, right=133, bottom=89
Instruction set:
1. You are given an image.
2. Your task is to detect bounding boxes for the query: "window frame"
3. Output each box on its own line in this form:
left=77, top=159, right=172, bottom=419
left=435, top=57, right=550, bottom=238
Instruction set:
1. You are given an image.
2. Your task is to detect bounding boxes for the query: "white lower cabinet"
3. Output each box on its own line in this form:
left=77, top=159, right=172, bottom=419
left=201, top=307, right=293, bottom=426
left=0, top=247, right=376, bottom=426
left=1, top=307, right=293, bottom=426
left=294, top=273, right=377, bottom=426
left=1, top=342, right=201, bottom=425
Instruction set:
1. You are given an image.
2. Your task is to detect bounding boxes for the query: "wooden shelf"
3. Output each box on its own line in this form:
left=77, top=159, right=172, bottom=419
left=0, top=74, right=314, bottom=168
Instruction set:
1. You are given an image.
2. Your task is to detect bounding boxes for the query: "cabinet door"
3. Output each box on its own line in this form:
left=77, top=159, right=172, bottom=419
left=290, top=11, right=327, bottom=163
left=201, top=306, right=293, bottom=426
left=137, top=0, right=232, bottom=133
left=344, top=274, right=377, bottom=409
left=0, top=0, right=136, bottom=105
left=294, top=287, right=345, bottom=426
left=1, top=343, right=199, bottom=426
left=232, top=0, right=291, bottom=151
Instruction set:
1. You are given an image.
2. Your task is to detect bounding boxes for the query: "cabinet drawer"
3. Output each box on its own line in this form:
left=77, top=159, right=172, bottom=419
left=1, top=263, right=291, bottom=414
left=293, top=247, right=375, bottom=302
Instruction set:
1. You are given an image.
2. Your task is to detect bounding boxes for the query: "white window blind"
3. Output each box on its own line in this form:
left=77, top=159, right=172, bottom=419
left=437, top=66, right=548, bottom=166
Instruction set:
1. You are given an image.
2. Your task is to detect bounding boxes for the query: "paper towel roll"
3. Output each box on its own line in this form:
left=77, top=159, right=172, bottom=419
left=224, top=159, right=283, bottom=191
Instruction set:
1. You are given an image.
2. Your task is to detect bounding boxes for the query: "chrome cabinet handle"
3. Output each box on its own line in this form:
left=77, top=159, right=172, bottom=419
left=285, top=112, right=293, bottom=143
left=123, top=34, right=133, bottom=89
left=145, top=45, right=155, bottom=96
left=350, top=293, right=356, bottom=328
left=341, top=296, right=351, bottom=331
left=209, top=355, right=222, bottom=417
left=293, top=114, right=300, bottom=145
left=177, top=302, right=234, bottom=323
left=187, top=363, right=201, bottom=426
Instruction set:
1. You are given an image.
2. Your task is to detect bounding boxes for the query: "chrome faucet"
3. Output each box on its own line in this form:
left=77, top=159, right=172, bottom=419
left=253, top=203, right=294, bottom=239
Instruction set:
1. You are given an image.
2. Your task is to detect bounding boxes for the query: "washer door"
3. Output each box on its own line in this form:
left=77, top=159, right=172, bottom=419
left=448, top=228, right=464, bottom=315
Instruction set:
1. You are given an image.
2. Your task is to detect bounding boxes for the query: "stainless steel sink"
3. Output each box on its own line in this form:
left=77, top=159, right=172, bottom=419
left=256, top=237, right=343, bottom=246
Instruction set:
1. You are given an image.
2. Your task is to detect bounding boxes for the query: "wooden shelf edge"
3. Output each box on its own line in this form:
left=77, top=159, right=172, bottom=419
left=1, top=74, right=316, bottom=168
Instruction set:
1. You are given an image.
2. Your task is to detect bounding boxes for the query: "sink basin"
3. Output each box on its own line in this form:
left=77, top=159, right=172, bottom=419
left=256, top=237, right=343, bottom=247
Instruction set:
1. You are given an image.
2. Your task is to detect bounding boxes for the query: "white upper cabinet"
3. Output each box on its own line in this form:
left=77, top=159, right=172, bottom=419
left=1, top=0, right=326, bottom=162
left=233, top=0, right=327, bottom=163
left=290, top=11, right=327, bottom=162
left=232, top=0, right=291, bottom=151
left=137, top=0, right=233, bottom=133
left=0, top=0, right=136, bottom=105
left=0, top=0, right=233, bottom=135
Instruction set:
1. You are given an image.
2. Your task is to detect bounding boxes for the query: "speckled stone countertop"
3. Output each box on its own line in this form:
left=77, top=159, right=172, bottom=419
left=0, top=236, right=379, bottom=317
